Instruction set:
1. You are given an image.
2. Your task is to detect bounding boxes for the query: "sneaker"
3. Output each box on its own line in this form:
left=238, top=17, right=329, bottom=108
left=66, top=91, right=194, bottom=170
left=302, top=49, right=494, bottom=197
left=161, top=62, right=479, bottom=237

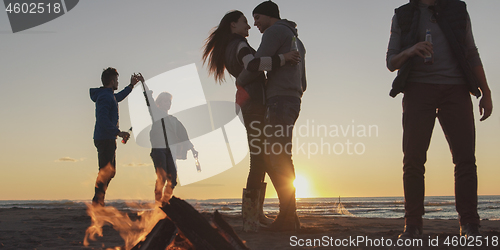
left=460, top=223, right=482, bottom=237
left=398, top=225, right=423, bottom=239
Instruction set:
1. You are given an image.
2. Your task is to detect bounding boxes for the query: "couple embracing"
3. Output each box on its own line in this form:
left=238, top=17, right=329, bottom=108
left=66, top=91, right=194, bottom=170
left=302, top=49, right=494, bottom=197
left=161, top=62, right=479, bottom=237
left=203, top=1, right=306, bottom=232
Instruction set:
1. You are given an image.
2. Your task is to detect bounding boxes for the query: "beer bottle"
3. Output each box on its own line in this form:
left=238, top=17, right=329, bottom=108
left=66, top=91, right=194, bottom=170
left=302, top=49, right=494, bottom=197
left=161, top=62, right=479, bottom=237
left=195, top=156, right=201, bottom=172
left=193, top=150, right=201, bottom=172
left=121, top=127, right=132, bottom=144
left=291, top=36, right=298, bottom=51
left=424, top=29, right=434, bottom=65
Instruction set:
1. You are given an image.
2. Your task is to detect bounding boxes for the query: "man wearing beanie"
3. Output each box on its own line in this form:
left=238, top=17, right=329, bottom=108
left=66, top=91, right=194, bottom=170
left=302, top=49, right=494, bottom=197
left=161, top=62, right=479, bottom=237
left=238, top=0, right=306, bottom=232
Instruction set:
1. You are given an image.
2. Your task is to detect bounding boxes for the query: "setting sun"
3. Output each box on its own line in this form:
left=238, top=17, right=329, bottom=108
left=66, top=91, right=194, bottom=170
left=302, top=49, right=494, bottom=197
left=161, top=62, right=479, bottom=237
left=293, top=174, right=312, bottom=198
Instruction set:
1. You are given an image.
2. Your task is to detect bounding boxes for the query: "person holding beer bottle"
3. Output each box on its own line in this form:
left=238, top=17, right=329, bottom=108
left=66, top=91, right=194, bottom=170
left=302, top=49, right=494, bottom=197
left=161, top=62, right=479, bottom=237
left=386, top=0, right=493, bottom=239
left=89, top=67, right=139, bottom=207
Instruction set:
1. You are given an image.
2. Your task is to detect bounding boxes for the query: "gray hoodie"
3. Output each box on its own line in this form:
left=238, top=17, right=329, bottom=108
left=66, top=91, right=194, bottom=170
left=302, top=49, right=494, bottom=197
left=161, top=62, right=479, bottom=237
left=238, top=19, right=306, bottom=99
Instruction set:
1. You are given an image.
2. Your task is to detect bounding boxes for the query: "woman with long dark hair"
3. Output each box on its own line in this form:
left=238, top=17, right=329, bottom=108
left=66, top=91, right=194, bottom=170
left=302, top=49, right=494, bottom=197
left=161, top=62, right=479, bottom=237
left=203, top=10, right=299, bottom=232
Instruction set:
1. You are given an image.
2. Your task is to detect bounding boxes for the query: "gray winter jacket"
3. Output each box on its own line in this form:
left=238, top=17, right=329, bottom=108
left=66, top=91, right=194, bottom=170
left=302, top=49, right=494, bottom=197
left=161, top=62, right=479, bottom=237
left=238, top=19, right=306, bottom=99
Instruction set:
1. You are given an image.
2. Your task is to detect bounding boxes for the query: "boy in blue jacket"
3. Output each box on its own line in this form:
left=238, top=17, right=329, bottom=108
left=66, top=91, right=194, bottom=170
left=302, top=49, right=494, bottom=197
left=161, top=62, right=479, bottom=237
left=89, top=67, right=139, bottom=206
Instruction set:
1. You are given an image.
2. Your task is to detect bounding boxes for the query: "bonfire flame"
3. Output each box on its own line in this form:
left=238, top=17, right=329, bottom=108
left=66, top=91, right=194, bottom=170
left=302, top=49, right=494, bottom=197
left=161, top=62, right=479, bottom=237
left=83, top=203, right=166, bottom=250
left=84, top=173, right=180, bottom=249
left=162, top=182, right=174, bottom=203
left=154, top=168, right=175, bottom=206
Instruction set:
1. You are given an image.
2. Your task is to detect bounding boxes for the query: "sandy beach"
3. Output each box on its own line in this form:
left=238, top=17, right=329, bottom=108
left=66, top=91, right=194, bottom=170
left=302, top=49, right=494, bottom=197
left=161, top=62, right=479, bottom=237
left=0, top=206, right=499, bottom=250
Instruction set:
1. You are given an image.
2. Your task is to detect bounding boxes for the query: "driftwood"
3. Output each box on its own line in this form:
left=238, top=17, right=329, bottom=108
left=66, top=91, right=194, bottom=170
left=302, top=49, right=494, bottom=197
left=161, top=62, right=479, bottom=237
left=131, top=196, right=249, bottom=250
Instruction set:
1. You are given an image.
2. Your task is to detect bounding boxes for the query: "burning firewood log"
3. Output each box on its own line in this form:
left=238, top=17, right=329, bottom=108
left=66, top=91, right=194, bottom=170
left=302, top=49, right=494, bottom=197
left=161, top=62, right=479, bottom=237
left=161, top=196, right=250, bottom=250
left=130, top=196, right=249, bottom=250
left=131, top=218, right=177, bottom=250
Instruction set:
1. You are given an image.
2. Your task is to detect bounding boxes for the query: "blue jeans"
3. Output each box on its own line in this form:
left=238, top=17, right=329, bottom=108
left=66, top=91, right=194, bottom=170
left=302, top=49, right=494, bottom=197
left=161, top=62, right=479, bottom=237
left=265, top=96, right=301, bottom=213
left=266, top=96, right=301, bottom=172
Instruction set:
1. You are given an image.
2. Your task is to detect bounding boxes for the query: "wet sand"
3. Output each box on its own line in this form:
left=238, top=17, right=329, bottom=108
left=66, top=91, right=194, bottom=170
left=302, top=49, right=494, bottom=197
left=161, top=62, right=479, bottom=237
left=0, top=207, right=499, bottom=249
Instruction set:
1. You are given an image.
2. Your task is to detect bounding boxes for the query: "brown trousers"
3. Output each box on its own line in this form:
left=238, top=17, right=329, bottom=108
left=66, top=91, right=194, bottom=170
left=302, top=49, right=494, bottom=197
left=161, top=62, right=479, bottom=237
left=402, top=82, right=479, bottom=226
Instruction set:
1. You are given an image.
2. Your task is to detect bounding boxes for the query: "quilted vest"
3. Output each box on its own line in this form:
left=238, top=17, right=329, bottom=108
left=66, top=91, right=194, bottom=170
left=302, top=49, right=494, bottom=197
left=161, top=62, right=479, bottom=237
left=389, top=0, right=480, bottom=97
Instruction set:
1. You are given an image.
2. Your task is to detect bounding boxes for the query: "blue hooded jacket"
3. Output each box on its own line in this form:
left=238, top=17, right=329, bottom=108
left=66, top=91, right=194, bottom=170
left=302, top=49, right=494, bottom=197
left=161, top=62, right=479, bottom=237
left=90, top=86, right=132, bottom=140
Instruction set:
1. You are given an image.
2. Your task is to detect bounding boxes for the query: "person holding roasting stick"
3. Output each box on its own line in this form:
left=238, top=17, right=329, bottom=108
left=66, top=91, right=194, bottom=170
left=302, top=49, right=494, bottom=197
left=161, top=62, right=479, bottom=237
left=133, top=73, right=198, bottom=204
left=90, top=67, right=139, bottom=207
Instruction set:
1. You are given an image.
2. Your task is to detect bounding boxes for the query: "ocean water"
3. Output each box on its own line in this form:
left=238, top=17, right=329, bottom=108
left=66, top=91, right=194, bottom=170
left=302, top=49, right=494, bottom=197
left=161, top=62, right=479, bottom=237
left=1, top=196, right=499, bottom=221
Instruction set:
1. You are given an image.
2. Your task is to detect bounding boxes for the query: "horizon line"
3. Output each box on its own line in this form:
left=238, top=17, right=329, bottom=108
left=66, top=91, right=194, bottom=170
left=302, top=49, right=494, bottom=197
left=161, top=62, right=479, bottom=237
left=1, top=194, right=500, bottom=202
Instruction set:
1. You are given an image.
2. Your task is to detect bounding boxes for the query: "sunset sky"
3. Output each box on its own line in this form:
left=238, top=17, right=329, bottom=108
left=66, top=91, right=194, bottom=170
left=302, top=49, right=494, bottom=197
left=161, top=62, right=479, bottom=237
left=1, top=0, right=499, bottom=201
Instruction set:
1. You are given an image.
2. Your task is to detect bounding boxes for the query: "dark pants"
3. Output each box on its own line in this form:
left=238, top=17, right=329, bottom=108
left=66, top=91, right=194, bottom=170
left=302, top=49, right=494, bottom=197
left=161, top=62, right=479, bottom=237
left=93, top=139, right=117, bottom=205
left=402, top=83, right=479, bottom=226
left=241, top=101, right=269, bottom=190
left=265, top=96, right=301, bottom=214
left=151, top=148, right=177, bottom=202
